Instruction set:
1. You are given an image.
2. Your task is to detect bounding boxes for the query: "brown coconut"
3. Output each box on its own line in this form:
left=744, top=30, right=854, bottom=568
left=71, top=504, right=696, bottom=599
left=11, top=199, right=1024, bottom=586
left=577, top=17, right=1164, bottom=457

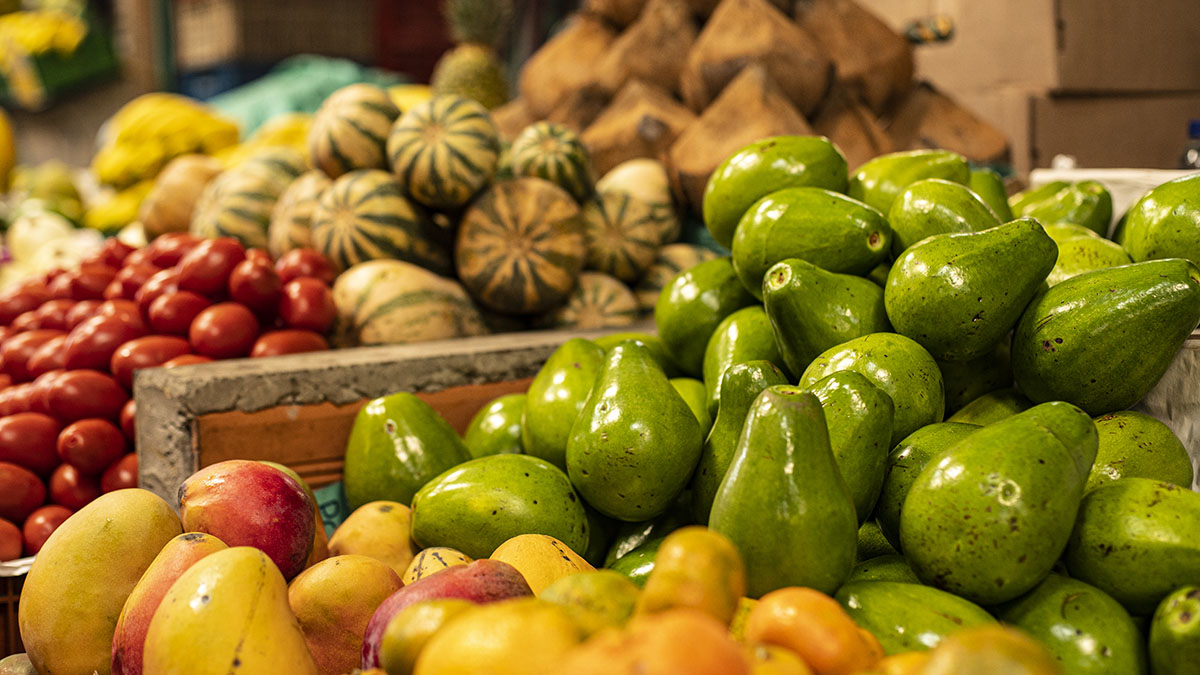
left=594, top=0, right=697, bottom=95
left=491, top=98, right=536, bottom=141
left=519, top=14, right=617, bottom=118
left=582, top=0, right=648, bottom=27
left=582, top=80, right=697, bottom=176
left=547, top=86, right=614, bottom=133
left=886, top=82, right=1010, bottom=164
left=811, top=85, right=895, bottom=171
left=139, top=154, right=225, bottom=240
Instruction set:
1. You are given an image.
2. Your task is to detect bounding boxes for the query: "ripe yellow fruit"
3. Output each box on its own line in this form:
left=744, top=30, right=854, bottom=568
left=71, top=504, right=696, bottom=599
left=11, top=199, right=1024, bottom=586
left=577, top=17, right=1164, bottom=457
left=0, top=107, right=14, bottom=191
left=489, top=533, right=593, bottom=594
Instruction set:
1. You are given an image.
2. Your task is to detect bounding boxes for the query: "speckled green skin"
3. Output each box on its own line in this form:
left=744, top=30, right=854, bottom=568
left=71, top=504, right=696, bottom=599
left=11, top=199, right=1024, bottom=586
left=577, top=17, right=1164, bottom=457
left=1012, top=259, right=1200, bottom=415
left=702, top=306, right=788, bottom=417
left=594, top=332, right=681, bottom=377
left=670, top=377, right=713, bottom=438
left=969, top=168, right=1013, bottom=222
left=604, top=498, right=691, bottom=568
left=607, top=539, right=661, bottom=588
left=1011, top=180, right=1114, bottom=236
left=464, top=393, right=526, bottom=458
left=763, top=258, right=892, bottom=376
left=710, top=387, right=857, bottom=597
left=847, top=554, right=919, bottom=584
left=1122, top=173, right=1200, bottom=265
left=901, top=403, right=1097, bottom=605
left=885, top=218, right=1058, bottom=362
left=938, top=340, right=1012, bottom=413
left=887, top=178, right=1001, bottom=256
left=836, top=581, right=995, bottom=655
left=856, top=520, right=898, bottom=561
left=800, top=332, right=945, bottom=445
left=1047, top=236, right=1130, bottom=286
left=947, top=389, right=1033, bottom=426
left=847, top=149, right=970, bottom=215
left=692, top=360, right=788, bottom=524
left=522, top=338, right=605, bottom=471
left=809, top=371, right=895, bottom=525
left=566, top=342, right=703, bottom=522
left=1044, top=222, right=1102, bottom=244
left=583, top=503, right=618, bottom=567
left=654, top=257, right=757, bottom=376
left=1065, top=478, right=1200, bottom=615
left=702, top=135, right=849, bottom=249
left=1087, top=411, right=1194, bottom=493
left=731, top=187, right=891, bottom=298
left=996, top=573, right=1147, bottom=675
left=410, top=454, right=589, bottom=559
left=344, top=392, right=472, bottom=510
left=875, top=422, right=980, bottom=550
left=1149, top=586, right=1200, bottom=674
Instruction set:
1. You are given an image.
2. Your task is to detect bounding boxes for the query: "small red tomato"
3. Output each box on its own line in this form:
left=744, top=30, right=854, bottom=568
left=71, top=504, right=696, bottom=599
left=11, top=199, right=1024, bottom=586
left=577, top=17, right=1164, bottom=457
left=279, top=278, right=336, bottom=333
left=245, top=248, right=273, bottom=266
left=147, top=290, right=211, bottom=336
left=161, top=354, right=214, bottom=368
left=0, top=412, right=62, bottom=477
left=46, top=369, right=128, bottom=422
left=189, top=302, right=259, bottom=359
left=49, top=463, right=101, bottom=509
left=101, top=453, right=138, bottom=492
left=0, top=326, right=12, bottom=344
left=9, top=310, right=41, bottom=331
left=135, top=268, right=182, bottom=316
left=26, top=334, right=67, bottom=379
left=67, top=268, right=118, bottom=301
left=275, top=248, right=336, bottom=285
left=35, top=298, right=75, bottom=331
left=0, top=373, right=11, bottom=389
left=251, top=329, right=329, bottom=358
left=28, top=370, right=65, bottom=417
left=0, top=517, right=20, bottom=561
left=94, top=299, right=146, bottom=328
left=119, top=398, right=136, bottom=441
left=228, top=259, right=283, bottom=313
left=121, top=247, right=157, bottom=269
left=145, top=232, right=201, bottom=268
left=0, top=329, right=65, bottom=382
left=5, top=383, right=35, bottom=414
left=23, top=504, right=72, bottom=555
left=110, top=335, right=191, bottom=389
left=46, top=272, right=75, bottom=300
left=106, top=263, right=160, bottom=300
left=0, top=286, right=50, bottom=326
left=65, top=300, right=102, bottom=329
left=177, top=238, right=246, bottom=297
left=0, top=461, right=46, bottom=522
left=57, top=418, right=127, bottom=474
left=97, top=238, right=136, bottom=268
left=63, top=314, right=147, bottom=371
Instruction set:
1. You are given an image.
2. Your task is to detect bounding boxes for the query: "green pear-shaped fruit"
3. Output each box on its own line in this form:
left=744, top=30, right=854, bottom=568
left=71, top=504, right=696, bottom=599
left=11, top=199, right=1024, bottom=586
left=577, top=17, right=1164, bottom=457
left=604, top=497, right=692, bottom=568
left=566, top=342, right=703, bottom=521
left=836, top=581, right=996, bottom=655
left=938, top=339, right=1012, bottom=413
left=901, top=402, right=1097, bottom=605
left=655, top=257, right=757, bottom=376
left=1149, top=585, right=1200, bottom=674
left=848, top=149, right=970, bottom=214
left=875, top=422, right=980, bottom=550
left=702, top=306, right=788, bottom=417
left=1010, top=180, right=1113, bottom=236
left=1043, top=221, right=1102, bottom=244
left=692, top=360, right=789, bottom=524
left=593, top=332, right=681, bottom=377
left=703, top=135, right=849, bottom=249
left=1087, top=410, right=1194, bottom=492
left=969, top=168, right=1013, bottom=222
left=847, top=554, right=920, bottom=584
left=763, top=258, right=891, bottom=376
left=800, top=332, right=945, bottom=445
left=856, top=520, right=898, bottom=561
left=887, top=178, right=1001, bottom=256
left=808, top=371, right=895, bottom=525
left=710, top=386, right=857, bottom=597
left=731, top=187, right=891, bottom=297
left=1012, top=259, right=1200, bottom=415
left=464, top=393, right=526, bottom=458
left=670, top=377, right=713, bottom=437
left=885, top=218, right=1058, bottom=362
left=1123, top=173, right=1200, bottom=265
left=522, top=338, right=606, bottom=470
left=1046, top=235, right=1131, bottom=286
left=947, top=389, right=1033, bottom=426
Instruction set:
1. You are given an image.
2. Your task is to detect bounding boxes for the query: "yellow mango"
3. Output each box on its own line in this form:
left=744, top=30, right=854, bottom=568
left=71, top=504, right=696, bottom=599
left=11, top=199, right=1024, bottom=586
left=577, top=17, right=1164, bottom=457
left=489, top=534, right=594, bottom=594
left=414, top=598, right=581, bottom=675
left=635, top=526, right=747, bottom=625
left=539, top=569, right=640, bottom=637
left=329, top=501, right=418, bottom=577
left=731, top=597, right=760, bottom=642
left=19, top=489, right=182, bottom=675
left=378, top=599, right=475, bottom=675
left=745, top=644, right=814, bottom=675
left=143, top=547, right=318, bottom=675
left=403, top=547, right=471, bottom=585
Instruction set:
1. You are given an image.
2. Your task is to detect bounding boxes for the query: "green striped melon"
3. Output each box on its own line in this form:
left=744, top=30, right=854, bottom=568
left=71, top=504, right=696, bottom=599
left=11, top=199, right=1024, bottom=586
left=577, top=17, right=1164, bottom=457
left=634, top=243, right=721, bottom=312
left=387, top=94, right=500, bottom=209
left=310, top=169, right=452, bottom=275
left=268, top=170, right=330, bottom=258
left=582, top=191, right=665, bottom=283
left=509, top=122, right=595, bottom=201
left=535, top=272, right=640, bottom=329
left=454, top=177, right=586, bottom=315
left=332, top=259, right=487, bottom=346
left=308, top=83, right=400, bottom=179
left=190, top=147, right=305, bottom=249
left=596, top=158, right=681, bottom=243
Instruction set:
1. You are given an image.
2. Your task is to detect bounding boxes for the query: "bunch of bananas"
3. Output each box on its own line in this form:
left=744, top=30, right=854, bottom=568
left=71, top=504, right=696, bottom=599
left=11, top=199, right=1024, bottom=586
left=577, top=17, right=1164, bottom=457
left=0, top=10, right=86, bottom=56
left=91, top=93, right=240, bottom=189
left=83, top=179, right=153, bottom=234
left=214, top=112, right=312, bottom=168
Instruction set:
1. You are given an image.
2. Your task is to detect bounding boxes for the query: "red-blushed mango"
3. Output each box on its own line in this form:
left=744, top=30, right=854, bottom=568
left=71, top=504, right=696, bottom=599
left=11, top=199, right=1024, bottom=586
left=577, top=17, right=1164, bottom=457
left=414, top=598, right=582, bottom=675
left=328, top=500, right=418, bottom=577
left=379, top=599, right=475, bottom=675
left=635, top=526, right=746, bottom=625
left=745, top=587, right=882, bottom=675
left=554, top=608, right=751, bottom=674
left=260, top=460, right=329, bottom=569
left=112, top=532, right=228, bottom=675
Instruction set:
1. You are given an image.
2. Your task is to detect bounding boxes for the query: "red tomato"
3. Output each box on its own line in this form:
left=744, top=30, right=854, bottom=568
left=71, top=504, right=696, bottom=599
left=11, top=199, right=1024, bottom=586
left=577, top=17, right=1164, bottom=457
left=119, top=398, right=136, bottom=441
left=0, top=326, right=12, bottom=344
left=49, top=463, right=101, bottom=509
left=110, top=335, right=191, bottom=389
left=275, top=248, right=336, bottom=285
left=145, top=232, right=201, bottom=267
left=5, top=383, right=36, bottom=414
left=28, top=370, right=65, bottom=417
left=147, top=290, right=211, bottom=336
left=0, top=461, right=46, bottom=522
left=161, top=354, right=214, bottom=368
left=62, top=268, right=118, bottom=301
left=279, top=278, right=336, bottom=333
left=0, top=286, right=50, bottom=326
left=228, top=259, right=282, bottom=312
left=101, top=453, right=138, bottom=492
left=189, top=302, right=259, bottom=359
left=23, top=504, right=72, bottom=555
left=97, top=238, right=135, bottom=268
left=135, top=268, right=182, bottom=315
left=57, top=418, right=127, bottom=474
left=251, top=329, right=330, bottom=358
left=63, top=314, right=147, bottom=371
left=177, top=238, right=246, bottom=297
left=35, top=298, right=75, bottom=331
left=10, top=310, right=41, bottom=331
left=46, top=369, right=128, bottom=422
left=65, top=300, right=101, bottom=329
left=105, top=263, right=159, bottom=300
left=121, top=247, right=157, bottom=269
left=0, top=390, right=15, bottom=417
left=0, top=373, right=12, bottom=389
left=26, top=334, right=67, bottom=379
left=95, top=299, right=146, bottom=328
left=0, top=412, right=62, bottom=476
left=245, top=248, right=273, bottom=266
left=0, top=329, right=65, bottom=382
left=0, top=517, right=20, bottom=561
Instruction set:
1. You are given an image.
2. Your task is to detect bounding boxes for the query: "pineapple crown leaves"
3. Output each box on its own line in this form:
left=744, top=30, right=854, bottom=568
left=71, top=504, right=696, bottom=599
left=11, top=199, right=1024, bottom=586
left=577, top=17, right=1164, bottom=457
left=443, top=0, right=515, bottom=47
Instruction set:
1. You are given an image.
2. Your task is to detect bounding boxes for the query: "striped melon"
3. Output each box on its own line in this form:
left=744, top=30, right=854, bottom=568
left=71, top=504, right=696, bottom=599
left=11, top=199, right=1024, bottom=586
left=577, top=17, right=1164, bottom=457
left=332, top=259, right=487, bottom=346
left=455, top=177, right=586, bottom=315
left=310, top=169, right=452, bottom=275
left=387, top=94, right=500, bottom=209
left=596, top=158, right=680, bottom=244
left=268, top=170, right=331, bottom=258
left=535, top=272, right=639, bottom=329
left=582, top=191, right=665, bottom=283
left=509, top=122, right=594, bottom=201
left=190, top=147, right=305, bottom=248
left=634, top=243, right=720, bottom=312
left=308, top=83, right=399, bottom=179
